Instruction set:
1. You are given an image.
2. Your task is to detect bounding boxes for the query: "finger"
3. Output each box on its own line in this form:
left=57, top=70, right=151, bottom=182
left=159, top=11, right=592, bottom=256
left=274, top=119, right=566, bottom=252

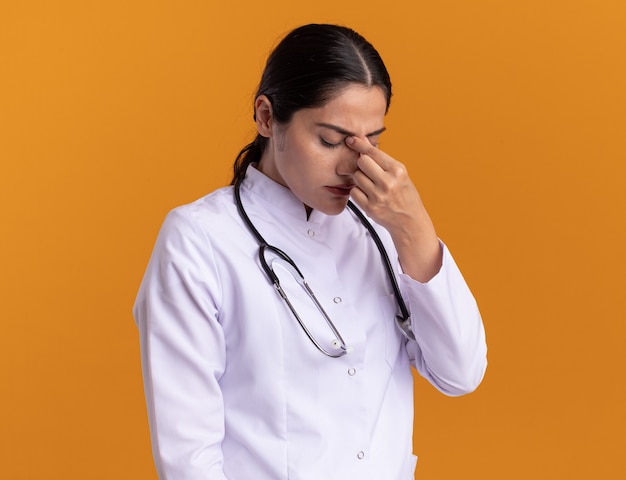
left=345, top=135, right=376, bottom=154
left=350, top=181, right=388, bottom=220
left=345, top=136, right=392, bottom=170
left=355, top=154, right=385, bottom=187
left=353, top=166, right=376, bottom=193
left=349, top=185, right=369, bottom=209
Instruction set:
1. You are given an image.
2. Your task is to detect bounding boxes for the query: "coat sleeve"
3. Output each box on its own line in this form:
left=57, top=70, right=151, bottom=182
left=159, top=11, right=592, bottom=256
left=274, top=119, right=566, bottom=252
left=402, top=242, right=488, bottom=396
left=133, top=208, right=230, bottom=479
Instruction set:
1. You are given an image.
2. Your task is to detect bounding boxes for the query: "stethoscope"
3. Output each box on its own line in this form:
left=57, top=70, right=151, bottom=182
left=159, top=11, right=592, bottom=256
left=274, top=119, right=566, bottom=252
left=234, top=175, right=415, bottom=358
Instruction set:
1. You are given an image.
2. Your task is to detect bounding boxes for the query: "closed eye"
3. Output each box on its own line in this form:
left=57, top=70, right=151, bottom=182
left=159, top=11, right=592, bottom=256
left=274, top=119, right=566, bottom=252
left=368, top=136, right=380, bottom=148
left=320, top=137, right=343, bottom=149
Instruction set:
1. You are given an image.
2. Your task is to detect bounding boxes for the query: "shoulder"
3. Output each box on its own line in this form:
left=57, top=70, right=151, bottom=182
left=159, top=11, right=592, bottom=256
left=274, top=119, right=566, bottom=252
left=152, top=186, right=237, bottom=254
left=159, top=186, right=238, bottom=234
left=169, top=185, right=235, bottom=222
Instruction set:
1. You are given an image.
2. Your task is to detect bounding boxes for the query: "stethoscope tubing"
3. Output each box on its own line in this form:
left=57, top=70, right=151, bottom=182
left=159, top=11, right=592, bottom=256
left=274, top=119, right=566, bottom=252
left=234, top=175, right=414, bottom=344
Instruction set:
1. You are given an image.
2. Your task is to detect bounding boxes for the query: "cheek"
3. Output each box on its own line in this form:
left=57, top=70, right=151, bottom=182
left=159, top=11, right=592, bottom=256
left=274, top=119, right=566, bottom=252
left=307, top=149, right=343, bottom=174
left=281, top=135, right=341, bottom=177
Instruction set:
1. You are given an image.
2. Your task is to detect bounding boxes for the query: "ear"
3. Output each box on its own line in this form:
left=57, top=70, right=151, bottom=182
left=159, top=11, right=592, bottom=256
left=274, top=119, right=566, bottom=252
left=254, top=95, right=273, bottom=138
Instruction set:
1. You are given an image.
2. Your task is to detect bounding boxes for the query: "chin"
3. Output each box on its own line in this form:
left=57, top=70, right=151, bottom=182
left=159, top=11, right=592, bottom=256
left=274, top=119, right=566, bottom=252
left=316, top=201, right=349, bottom=216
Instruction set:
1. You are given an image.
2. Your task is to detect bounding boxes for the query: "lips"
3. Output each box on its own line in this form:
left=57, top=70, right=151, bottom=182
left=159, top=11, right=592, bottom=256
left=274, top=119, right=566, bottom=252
left=326, top=184, right=354, bottom=196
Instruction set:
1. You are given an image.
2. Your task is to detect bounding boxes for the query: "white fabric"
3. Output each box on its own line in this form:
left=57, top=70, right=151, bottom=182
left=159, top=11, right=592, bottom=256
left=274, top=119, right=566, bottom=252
left=134, top=166, right=487, bottom=480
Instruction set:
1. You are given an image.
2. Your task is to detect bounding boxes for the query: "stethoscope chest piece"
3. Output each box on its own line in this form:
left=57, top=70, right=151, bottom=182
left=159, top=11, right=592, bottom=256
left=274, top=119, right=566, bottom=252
left=395, top=315, right=416, bottom=341
left=234, top=177, right=414, bottom=356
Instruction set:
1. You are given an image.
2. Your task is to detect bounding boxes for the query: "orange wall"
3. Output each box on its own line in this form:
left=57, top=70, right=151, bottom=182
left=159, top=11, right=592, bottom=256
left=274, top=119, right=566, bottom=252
left=1, top=1, right=625, bottom=478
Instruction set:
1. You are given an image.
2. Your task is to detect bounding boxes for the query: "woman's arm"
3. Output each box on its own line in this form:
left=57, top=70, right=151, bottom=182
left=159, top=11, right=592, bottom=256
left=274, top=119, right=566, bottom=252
left=134, top=209, right=229, bottom=480
left=346, top=136, right=442, bottom=283
left=346, top=136, right=487, bottom=395
left=401, top=243, right=487, bottom=396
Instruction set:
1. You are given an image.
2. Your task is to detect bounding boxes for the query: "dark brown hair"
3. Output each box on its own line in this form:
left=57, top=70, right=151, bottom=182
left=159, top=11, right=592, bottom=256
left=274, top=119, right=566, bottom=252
left=231, top=24, right=392, bottom=185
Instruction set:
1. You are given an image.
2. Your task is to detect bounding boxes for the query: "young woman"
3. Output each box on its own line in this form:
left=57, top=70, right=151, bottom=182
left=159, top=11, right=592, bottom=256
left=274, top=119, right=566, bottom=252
left=134, top=23, right=487, bottom=480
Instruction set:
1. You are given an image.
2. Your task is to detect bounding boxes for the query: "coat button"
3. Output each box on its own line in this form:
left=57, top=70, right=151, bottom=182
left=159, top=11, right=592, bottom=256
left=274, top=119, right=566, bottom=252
left=307, top=229, right=315, bottom=237
left=348, top=368, right=356, bottom=376
left=333, top=296, right=342, bottom=304
left=357, top=451, right=365, bottom=459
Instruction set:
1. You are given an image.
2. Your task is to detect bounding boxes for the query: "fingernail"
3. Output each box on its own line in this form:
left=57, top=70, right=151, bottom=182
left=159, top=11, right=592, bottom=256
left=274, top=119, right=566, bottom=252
left=345, top=136, right=355, bottom=145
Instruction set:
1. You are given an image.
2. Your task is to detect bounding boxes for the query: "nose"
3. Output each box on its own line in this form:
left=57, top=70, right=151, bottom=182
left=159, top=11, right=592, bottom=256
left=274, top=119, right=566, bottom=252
left=336, top=145, right=361, bottom=177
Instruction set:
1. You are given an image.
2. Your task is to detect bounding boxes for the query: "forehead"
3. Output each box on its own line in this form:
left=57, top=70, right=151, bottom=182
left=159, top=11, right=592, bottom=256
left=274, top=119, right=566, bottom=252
left=295, top=85, right=388, bottom=133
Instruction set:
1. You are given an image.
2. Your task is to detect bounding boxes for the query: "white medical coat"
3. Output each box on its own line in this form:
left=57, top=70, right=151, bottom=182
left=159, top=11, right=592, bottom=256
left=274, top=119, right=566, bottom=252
left=134, top=166, right=487, bottom=480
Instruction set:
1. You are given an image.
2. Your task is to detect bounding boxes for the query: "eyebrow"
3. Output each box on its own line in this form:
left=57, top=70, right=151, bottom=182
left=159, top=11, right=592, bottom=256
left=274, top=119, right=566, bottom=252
left=316, top=122, right=386, bottom=138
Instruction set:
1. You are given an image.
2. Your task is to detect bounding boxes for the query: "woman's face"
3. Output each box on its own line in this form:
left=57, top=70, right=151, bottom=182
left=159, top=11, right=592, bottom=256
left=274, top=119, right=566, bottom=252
left=256, top=84, right=388, bottom=216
